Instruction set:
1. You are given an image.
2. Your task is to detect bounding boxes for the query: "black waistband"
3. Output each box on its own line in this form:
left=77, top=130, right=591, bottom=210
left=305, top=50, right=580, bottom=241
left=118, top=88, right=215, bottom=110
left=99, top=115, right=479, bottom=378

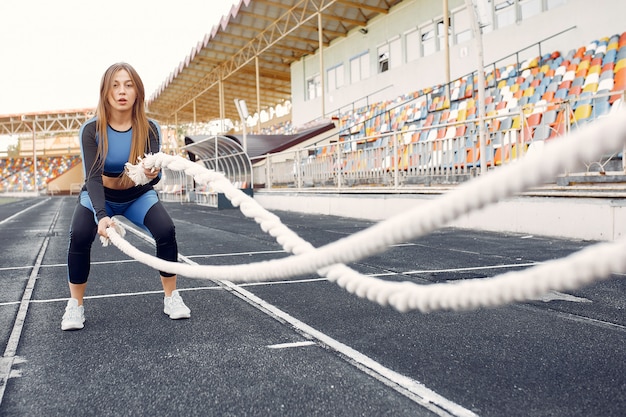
left=81, top=182, right=156, bottom=203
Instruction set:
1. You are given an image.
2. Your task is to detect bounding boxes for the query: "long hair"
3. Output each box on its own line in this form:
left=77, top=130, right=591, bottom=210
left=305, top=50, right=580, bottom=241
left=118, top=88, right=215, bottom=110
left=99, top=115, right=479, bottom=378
left=93, top=62, right=155, bottom=187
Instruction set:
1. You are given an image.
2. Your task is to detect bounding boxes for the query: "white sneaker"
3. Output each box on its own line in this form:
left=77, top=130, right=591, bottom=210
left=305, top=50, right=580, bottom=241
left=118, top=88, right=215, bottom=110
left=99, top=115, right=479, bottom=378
left=164, top=290, right=191, bottom=319
left=61, top=298, right=85, bottom=330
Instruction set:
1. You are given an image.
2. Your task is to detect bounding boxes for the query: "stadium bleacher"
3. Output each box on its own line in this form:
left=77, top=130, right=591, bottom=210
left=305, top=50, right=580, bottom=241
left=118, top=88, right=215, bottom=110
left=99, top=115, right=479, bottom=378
left=0, top=155, right=81, bottom=192
left=296, top=31, right=626, bottom=181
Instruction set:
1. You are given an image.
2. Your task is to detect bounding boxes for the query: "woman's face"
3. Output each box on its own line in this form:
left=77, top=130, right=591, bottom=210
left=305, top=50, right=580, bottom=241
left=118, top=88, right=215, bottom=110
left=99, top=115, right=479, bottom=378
left=107, top=69, right=137, bottom=112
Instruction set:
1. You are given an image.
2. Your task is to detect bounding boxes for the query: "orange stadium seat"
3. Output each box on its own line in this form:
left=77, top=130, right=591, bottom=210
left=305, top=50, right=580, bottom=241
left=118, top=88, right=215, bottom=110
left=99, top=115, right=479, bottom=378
left=613, top=68, right=626, bottom=91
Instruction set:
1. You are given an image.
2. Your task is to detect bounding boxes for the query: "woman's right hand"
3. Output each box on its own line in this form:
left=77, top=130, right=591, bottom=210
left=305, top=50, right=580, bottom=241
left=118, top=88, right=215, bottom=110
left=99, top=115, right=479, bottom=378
left=97, top=216, right=113, bottom=238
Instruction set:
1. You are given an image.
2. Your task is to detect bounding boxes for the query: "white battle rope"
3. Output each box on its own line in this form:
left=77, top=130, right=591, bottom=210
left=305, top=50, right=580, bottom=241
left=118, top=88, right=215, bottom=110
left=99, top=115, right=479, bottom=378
left=108, top=109, right=626, bottom=312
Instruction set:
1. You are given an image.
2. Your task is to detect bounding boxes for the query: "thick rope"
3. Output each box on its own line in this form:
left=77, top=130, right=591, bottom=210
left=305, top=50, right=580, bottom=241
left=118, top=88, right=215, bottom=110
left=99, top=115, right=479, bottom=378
left=107, top=109, right=626, bottom=312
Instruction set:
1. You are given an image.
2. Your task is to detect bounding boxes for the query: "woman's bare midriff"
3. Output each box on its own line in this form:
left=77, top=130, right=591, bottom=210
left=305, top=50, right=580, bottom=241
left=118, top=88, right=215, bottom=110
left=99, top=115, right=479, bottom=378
left=102, top=175, right=130, bottom=190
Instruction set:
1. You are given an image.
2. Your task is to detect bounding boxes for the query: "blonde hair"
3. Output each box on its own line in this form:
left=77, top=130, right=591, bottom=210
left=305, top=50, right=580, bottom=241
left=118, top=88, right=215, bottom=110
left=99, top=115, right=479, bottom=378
left=93, top=62, right=156, bottom=187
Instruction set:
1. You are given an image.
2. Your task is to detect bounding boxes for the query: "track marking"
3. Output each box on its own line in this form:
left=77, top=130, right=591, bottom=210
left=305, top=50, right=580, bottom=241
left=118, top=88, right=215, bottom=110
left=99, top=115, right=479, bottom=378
left=0, top=199, right=60, bottom=406
left=515, top=304, right=626, bottom=332
left=267, top=341, right=316, bottom=349
left=223, top=281, right=477, bottom=417
left=0, top=198, right=50, bottom=227
left=534, top=291, right=591, bottom=303
left=187, top=250, right=286, bottom=258
left=0, top=266, right=34, bottom=272
left=404, top=262, right=539, bottom=275
left=0, top=250, right=287, bottom=272
left=117, top=222, right=478, bottom=417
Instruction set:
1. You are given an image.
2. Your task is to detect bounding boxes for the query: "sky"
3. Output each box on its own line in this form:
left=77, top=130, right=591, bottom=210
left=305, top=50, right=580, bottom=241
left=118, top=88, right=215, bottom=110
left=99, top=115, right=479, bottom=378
left=0, top=0, right=240, bottom=115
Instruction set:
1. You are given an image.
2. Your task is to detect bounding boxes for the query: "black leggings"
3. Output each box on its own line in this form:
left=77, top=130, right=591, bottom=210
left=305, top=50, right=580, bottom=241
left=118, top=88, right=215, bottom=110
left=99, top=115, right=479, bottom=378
left=67, top=202, right=178, bottom=284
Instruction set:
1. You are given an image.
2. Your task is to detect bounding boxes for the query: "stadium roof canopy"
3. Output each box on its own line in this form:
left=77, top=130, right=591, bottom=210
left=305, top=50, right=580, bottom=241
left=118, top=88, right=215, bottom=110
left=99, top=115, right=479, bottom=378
left=0, top=109, right=94, bottom=137
left=146, top=0, right=405, bottom=125
left=0, top=0, right=404, bottom=136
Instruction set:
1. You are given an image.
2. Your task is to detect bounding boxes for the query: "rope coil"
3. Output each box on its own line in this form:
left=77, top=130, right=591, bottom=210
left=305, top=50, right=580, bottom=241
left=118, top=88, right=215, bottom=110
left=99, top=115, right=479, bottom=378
left=105, top=109, right=626, bottom=312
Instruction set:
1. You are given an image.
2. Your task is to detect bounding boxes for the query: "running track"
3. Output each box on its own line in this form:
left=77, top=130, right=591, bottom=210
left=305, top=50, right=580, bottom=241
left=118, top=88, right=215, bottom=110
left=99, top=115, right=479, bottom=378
left=0, top=196, right=624, bottom=416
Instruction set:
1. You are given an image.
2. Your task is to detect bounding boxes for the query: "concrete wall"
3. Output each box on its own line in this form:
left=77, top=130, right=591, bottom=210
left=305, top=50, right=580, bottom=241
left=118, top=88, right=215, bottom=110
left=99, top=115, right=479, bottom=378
left=253, top=191, right=626, bottom=241
left=46, top=162, right=84, bottom=194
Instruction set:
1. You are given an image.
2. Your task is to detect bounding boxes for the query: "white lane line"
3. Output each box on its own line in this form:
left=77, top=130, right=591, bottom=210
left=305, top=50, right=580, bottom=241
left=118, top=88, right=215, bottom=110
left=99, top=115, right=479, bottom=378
left=0, top=251, right=287, bottom=272
left=404, top=262, right=539, bottom=275
left=0, top=266, right=33, bottom=272
left=0, top=286, right=223, bottom=306
left=267, top=341, right=316, bottom=349
left=534, top=291, right=591, bottom=303
left=0, top=198, right=50, bottom=227
left=222, top=280, right=477, bottom=417
left=0, top=200, right=59, bottom=405
left=237, top=277, right=327, bottom=287
left=187, top=250, right=286, bottom=258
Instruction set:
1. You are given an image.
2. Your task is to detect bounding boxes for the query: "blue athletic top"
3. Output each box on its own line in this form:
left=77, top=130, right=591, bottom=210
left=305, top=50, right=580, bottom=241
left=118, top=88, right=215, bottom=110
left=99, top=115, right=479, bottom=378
left=79, top=117, right=161, bottom=221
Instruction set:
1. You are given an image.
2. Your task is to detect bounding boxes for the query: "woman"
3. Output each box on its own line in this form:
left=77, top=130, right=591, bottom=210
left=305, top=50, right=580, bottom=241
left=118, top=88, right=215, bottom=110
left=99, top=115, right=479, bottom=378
left=62, top=62, right=190, bottom=331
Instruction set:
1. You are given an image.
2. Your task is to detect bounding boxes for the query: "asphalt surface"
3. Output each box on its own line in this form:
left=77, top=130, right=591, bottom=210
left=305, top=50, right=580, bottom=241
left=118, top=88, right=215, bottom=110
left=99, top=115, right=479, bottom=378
left=0, top=196, right=624, bottom=416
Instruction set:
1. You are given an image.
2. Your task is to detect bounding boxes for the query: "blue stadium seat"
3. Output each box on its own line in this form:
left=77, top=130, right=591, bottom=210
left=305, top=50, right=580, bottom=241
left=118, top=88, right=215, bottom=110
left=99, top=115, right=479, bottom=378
left=542, top=109, right=557, bottom=126
left=533, top=124, right=551, bottom=141
left=603, top=49, right=616, bottom=66
left=592, top=98, right=611, bottom=118
left=571, top=76, right=585, bottom=87
left=554, top=88, right=568, bottom=100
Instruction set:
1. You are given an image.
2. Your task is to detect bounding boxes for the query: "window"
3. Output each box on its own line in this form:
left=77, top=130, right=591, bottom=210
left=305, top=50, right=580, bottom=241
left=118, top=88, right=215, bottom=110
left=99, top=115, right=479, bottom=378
left=389, top=37, right=402, bottom=69
left=437, top=19, right=452, bottom=50
left=406, top=29, right=420, bottom=62
left=453, top=9, right=473, bottom=44
left=546, top=0, right=566, bottom=9
left=520, top=0, right=542, bottom=19
left=378, top=37, right=402, bottom=70
left=327, top=64, right=344, bottom=92
left=494, top=0, right=516, bottom=28
left=378, top=44, right=389, bottom=73
left=350, top=52, right=370, bottom=83
left=421, top=18, right=451, bottom=57
left=421, top=24, right=436, bottom=56
left=306, top=74, right=321, bottom=100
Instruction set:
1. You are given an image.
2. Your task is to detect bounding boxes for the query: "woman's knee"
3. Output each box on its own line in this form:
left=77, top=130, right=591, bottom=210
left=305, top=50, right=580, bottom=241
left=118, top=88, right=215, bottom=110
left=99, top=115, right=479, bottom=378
left=69, top=204, right=97, bottom=249
left=156, top=221, right=176, bottom=242
left=144, top=203, right=176, bottom=243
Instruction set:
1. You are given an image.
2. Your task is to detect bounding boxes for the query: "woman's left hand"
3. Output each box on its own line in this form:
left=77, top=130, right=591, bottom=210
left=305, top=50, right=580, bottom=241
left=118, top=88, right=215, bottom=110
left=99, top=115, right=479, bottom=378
left=144, top=166, right=160, bottom=180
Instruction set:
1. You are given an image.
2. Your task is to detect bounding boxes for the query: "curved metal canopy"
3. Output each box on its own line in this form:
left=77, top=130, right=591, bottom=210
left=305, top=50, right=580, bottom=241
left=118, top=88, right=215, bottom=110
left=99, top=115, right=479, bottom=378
left=182, top=135, right=252, bottom=188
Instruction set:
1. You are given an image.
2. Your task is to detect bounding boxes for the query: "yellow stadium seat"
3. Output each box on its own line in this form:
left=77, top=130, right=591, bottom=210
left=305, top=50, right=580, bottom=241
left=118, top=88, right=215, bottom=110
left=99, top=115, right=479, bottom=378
left=573, top=104, right=592, bottom=122
left=614, top=58, right=626, bottom=73
left=582, top=83, right=598, bottom=93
